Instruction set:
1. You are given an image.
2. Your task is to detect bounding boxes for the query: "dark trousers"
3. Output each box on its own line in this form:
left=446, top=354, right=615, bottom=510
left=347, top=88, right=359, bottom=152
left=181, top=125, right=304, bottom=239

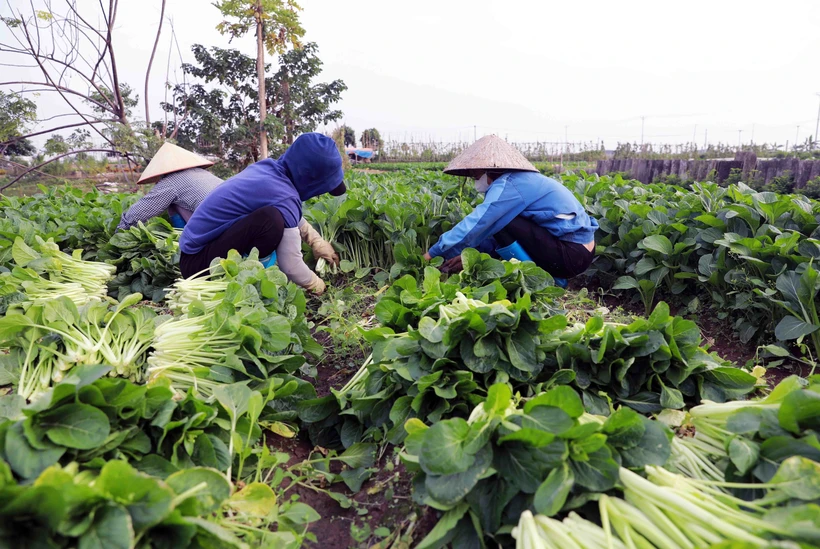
left=495, top=216, right=595, bottom=278
left=180, top=205, right=285, bottom=278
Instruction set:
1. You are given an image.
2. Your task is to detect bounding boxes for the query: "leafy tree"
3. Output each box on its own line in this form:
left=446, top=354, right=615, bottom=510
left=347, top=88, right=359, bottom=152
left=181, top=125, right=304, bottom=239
left=0, top=91, right=37, bottom=143
left=44, top=135, right=69, bottom=156
left=162, top=45, right=273, bottom=167
left=270, top=43, right=346, bottom=145
left=88, top=84, right=139, bottom=119
left=162, top=43, right=344, bottom=168
left=214, top=0, right=305, bottom=159
left=360, top=128, right=383, bottom=150
left=3, top=138, right=36, bottom=157
left=331, top=128, right=350, bottom=170
left=67, top=129, right=93, bottom=152
left=0, top=91, right=37, bottom=156
left=334, top=125, right=356, bottom=147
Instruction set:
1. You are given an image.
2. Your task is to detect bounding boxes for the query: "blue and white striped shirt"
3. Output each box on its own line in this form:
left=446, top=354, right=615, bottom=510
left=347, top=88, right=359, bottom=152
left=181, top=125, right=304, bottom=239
left=117, top=168, right=223, bottom=230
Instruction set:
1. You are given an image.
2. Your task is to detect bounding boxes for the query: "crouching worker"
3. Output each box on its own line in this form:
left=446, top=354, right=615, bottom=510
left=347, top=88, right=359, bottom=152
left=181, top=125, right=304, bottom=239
left=178, top=133, right=344, bottom=295
left=423, top=135, right=598, bottom=288
left=119, top=143, right=222, bottom=230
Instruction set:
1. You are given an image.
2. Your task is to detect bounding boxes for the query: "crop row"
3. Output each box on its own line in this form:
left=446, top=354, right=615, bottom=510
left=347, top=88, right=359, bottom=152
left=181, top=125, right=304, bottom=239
left=0, top=174, right=818, bottom=548
left=567, top=172, right=820, bottom=365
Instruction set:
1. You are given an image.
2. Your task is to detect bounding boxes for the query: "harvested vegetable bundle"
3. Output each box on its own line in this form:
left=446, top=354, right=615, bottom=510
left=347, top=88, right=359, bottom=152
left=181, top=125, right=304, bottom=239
left=148, top=253, right=320, bottom=401
left=513, top=510, right=627, bottom=549
left=0, top=364, right=314, bottom=484
left=513, top=460, right=820, bottom=549
left=685, top=374, right=819, bottom=484
left=99, top=217, right=180, bottom=302
left=0, top=294, right=158, bottom=398
left=0, top=236, right=115, bottom=308
left=666, top=435, right=727, bottom=483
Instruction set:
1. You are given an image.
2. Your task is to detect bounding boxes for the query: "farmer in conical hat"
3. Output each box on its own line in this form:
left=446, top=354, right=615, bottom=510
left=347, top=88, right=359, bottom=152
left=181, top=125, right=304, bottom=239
left=118, top=142, right=222, bottom=230
left=179, top=133, right=344, bottom=295
left=423, top=135, right=598, bottom=288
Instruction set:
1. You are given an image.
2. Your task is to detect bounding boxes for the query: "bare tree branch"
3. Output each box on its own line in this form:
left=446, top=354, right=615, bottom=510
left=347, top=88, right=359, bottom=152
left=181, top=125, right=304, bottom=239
left=0, top=81, right=112, bottom=114
left=2, top=119, right=118, bottom=145
left=0, top=61, right=38, bottom=68
left=63, top=0, right=105, bottom=40
left=161, top=18, right=174, bottom=138
left=0, top=148, right=125, bottom=191
left=0, top=158, right=65, bottom=183
left=104, top=0, right=128, bottom=125
left=35, top=112, right=96, bottom=123
left=0, top=47, right=116, bottom=109
left=14, top=14, right=116, bottom=146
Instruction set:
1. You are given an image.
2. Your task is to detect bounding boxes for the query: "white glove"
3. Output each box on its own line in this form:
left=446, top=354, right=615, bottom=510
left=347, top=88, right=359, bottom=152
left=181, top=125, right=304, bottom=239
left=299, top=221, right=339, bottom=266
left=303, top=273, right=326, bottom=295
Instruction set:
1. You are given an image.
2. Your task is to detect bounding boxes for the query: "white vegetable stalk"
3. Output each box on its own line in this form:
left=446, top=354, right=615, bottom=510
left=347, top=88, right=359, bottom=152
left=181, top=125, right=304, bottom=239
left=165, top=270, right=230, bottom=313
left=13, top=296, right=154, bottom=398
left=513, top=465, right=793, bottom=549
left=513, top=510, right=628, bottom=549
left=9, top=238, right=115, bottom=304
left=666, top=436, right=726, bottom=483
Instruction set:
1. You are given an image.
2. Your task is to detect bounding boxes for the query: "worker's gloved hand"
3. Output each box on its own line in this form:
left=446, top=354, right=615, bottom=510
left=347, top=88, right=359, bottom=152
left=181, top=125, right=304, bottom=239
left=304, top=273, right=327, bottom=295
left=312, top=239, right=340, bottom=267
left=311, top=277, right=327, bottom=295
left=300, top=222, right=340, bottom=266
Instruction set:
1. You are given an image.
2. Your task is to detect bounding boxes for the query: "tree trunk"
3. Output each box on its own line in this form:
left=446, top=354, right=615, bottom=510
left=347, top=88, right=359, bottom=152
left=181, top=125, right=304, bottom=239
left=145, top=0, right=166, bottom=128
left=256, top=2, right=268, bottom=159
left=106, top=0, right=129, bottom=127
left=282, top=68, right=292, bottom=144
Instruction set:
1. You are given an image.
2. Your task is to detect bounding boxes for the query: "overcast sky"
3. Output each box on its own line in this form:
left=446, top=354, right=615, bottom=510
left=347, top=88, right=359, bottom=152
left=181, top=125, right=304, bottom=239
left=5, top=0, right=820, bottom=148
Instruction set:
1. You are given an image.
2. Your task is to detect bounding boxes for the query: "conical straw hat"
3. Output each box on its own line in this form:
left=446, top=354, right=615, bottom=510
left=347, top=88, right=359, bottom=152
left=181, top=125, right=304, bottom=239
left=137, top=143, right=214, bottom=185
left=444, top=135, right=537, bottom=177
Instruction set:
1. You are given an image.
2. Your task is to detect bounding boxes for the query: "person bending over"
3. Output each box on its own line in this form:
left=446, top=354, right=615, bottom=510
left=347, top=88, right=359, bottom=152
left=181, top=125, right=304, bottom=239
left=118, top=143, right=222, bottom=230
left=178, top=133, right=344, bottom=295
left=423, top=135, right=598, bottom=287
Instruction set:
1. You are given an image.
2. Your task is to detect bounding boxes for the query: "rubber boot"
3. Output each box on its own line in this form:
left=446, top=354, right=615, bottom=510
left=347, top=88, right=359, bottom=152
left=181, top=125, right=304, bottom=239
left=495, top=241, right=532, bottom=262
left=259, top=251, right=277, bottom=268
left=169, top=213, right=186, bottom=229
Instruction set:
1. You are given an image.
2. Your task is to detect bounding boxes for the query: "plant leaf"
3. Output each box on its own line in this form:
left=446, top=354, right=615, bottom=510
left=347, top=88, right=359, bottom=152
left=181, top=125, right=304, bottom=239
left=533, top=463, right=574, bottom=516
left=775, top=315, right=819, bottom=341
left=39, top=403, right=110, bottom=450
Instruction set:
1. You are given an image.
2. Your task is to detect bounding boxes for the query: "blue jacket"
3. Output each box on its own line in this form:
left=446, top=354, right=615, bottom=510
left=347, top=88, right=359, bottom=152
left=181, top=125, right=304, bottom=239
left=180, top=133, right=343, bottom=254
left=428, top=171, right=599, bottom=260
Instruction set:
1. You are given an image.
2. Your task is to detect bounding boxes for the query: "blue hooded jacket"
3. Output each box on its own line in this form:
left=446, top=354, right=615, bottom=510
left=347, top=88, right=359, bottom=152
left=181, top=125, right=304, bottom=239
left=179, top=133, right=344, bottom=255
left=428, top=171, right=599, bottom=260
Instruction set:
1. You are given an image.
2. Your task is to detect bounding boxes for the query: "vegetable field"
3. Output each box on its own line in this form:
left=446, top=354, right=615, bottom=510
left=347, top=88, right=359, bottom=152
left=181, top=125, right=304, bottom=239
left=1, top=171, right=820, bottom=549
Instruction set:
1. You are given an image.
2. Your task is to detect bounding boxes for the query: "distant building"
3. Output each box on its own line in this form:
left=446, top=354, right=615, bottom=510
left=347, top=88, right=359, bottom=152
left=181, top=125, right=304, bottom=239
left=345, top=147, right=375, bottom=163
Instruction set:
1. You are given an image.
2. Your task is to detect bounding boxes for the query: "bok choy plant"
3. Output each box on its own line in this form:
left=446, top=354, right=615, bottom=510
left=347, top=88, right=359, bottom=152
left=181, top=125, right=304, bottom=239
left=512, top=458, right=820, bottom=549
left=403, top=384, right=673, bottom=547
left=0, top=237, right=115, bottom=308
left=687, top=374, right=820, bottom=485
left=147, top=252, right=321, bottom=401
left=0, top=294, right=158, bottom=398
